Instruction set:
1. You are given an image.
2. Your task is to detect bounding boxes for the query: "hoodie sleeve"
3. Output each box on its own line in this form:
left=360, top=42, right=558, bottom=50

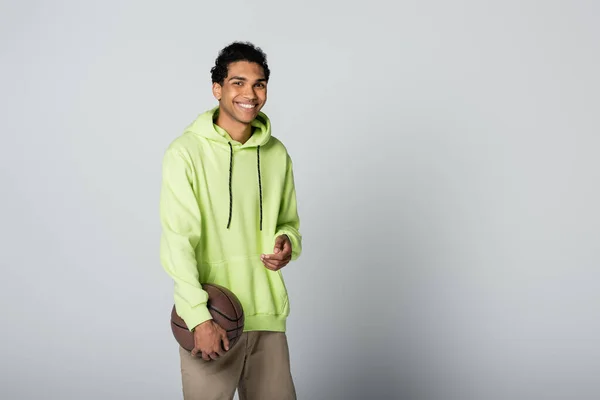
left=160, top=148, right=212, bottom=331
left=275, top=154, right=303, bottom=261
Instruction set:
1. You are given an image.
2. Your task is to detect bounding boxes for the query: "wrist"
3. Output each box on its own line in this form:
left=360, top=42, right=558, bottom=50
left=192, top=319, right=212, bottom=332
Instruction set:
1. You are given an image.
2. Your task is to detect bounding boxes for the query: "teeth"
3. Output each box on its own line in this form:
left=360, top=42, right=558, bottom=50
left=238, top=103, right=256, bottom=109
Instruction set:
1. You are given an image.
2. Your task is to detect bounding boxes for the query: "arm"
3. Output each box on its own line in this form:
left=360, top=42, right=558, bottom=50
left=274, top=154, right=302, bottom=261
left=159, top=148, right=212, bottom=331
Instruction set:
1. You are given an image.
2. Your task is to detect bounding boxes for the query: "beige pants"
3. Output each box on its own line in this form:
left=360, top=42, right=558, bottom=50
left=179, top=331, right=296, bottom=400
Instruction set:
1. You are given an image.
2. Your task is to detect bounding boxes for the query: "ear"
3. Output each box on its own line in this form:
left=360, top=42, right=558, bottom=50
left=212, top=82, right=222, bottom=101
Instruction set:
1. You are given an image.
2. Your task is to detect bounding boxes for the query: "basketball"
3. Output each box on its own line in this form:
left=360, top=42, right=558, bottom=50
left=170, top=283, right=245, bottom=352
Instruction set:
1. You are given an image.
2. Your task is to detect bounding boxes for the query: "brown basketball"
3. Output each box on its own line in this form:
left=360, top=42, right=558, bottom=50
left=170, top=283, right=245, bottom=352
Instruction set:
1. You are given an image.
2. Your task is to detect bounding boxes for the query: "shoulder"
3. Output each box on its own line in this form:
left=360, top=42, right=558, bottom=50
left=265, top=136, right=293, bottom=159
left=165, top=132, right=198, bottom=154
left=163, top=132, right=202, bottom=163
left=263, top=136, right=296, bottom=178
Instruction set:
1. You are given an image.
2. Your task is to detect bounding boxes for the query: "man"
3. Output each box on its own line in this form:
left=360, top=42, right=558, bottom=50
left=159, top=41, right=302, bottom=400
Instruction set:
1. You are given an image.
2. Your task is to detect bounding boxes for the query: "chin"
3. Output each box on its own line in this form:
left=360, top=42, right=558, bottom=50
left=234, top=116, right=253, bottom=125
left=236, top=112, right=259, bottom=124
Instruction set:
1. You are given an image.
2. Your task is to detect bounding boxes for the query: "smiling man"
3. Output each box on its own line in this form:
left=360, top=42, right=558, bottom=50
left=159, top=42, right=302, bottom=400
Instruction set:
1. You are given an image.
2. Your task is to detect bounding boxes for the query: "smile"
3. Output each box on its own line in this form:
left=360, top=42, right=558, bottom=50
left=236, top=103, right=257, bottom=110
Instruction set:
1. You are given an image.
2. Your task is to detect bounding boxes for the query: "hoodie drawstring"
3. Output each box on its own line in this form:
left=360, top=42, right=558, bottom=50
left=227, top=142, right=233, bottom=229
left=227, top=143, right=263, bottom=231
left=257, top=145, right=263, bottom=231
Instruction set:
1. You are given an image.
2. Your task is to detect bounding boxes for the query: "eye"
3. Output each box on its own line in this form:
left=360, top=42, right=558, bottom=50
left=255, top=83, right=265, bottom=88
left=233, top=81, right=243, bottom=86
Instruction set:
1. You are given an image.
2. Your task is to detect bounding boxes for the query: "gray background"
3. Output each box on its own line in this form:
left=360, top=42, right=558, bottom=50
left=1, top=0, right=599, bottom=399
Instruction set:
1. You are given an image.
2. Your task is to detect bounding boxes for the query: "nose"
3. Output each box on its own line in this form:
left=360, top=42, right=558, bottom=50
left=243, top=85, right=257, bottom=99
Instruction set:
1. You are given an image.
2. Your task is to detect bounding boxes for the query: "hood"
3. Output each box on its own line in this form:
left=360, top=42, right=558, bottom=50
left=184, top=106, right=272, bottom=148
left=182, top=106, right=273, bottom=231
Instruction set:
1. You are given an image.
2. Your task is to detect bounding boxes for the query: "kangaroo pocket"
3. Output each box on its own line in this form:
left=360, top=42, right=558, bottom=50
left=199, top=256, right=289, bottom=318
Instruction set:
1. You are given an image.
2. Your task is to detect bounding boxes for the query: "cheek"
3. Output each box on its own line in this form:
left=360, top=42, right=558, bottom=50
left=228, top=88, right=244, bottom=100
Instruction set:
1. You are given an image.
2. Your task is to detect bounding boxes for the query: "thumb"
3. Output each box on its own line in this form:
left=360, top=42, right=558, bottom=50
left=274, top=236, right=285, bottom=253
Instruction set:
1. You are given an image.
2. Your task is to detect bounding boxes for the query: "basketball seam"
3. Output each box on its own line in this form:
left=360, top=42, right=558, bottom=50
left=210, top=305, right=243, bottom=323
left=171, top=321, right=188, bottom=330
left=171, top=321, right=239, bottom=333
left=210, top=285, right=242, bottom=322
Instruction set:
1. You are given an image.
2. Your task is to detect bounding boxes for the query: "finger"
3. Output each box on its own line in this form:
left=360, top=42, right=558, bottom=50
left=262, top=258, right=281, bottom=270
left=191, top=347, right=199, bottom=357
left=262, top=252, right=285, bottom=262
left=222, top=331, right=230, bottom=351
left=209, top=352, right=220, bottom=360
left=214, top=342, right=225, bottom=357
left=264, top=259, right=289, bottom=271
left=263, top=255, right=282, bottom=265
left=263, top=261, right=278, bottom=271
left=202, top=352, right=210, bottom=361
left=266, top=254, right=291, bottom=265
left=215, top=348, right=225, bottom=357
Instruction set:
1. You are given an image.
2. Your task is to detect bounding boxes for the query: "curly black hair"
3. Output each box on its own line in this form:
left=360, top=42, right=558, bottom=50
left=210, top=41, right=270, bottom=85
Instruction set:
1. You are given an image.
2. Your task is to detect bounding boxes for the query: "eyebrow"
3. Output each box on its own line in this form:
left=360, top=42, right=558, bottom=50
left=228, top=76, right=267, bottom=82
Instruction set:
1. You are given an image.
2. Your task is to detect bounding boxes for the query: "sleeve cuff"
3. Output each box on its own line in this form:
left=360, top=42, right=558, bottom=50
left=183, top=305, right=213, bottom=332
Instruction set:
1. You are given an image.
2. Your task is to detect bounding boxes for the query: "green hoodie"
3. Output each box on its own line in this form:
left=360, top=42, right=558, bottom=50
left=160, top=107, right=302, bottom=333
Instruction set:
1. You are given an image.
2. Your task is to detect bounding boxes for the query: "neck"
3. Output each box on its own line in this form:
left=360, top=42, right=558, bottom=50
left=215, top=110, right=253, bottom=144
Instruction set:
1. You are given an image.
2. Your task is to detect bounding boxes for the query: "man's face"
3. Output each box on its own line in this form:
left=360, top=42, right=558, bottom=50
left=213, top=61, right=267, bottom=125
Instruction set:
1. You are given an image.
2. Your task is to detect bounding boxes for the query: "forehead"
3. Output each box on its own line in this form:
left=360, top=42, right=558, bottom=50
left=226, top=61, right=265, bottom=79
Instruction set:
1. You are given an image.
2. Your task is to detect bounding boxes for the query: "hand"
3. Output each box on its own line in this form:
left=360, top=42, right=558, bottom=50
left=191, top=320, right=230, bottom=361
left=261, top=235, right=292, bottom=271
